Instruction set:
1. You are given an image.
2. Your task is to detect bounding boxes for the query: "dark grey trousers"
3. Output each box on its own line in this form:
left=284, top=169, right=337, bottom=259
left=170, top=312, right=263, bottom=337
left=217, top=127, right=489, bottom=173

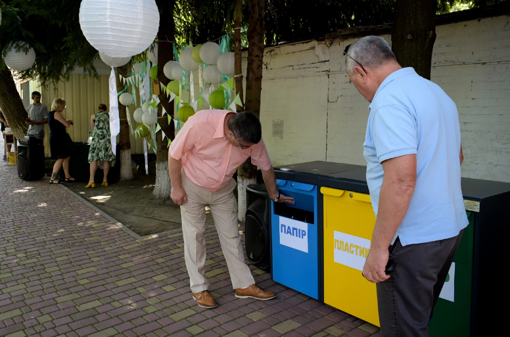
left=376, top=231, right=463, bottom=337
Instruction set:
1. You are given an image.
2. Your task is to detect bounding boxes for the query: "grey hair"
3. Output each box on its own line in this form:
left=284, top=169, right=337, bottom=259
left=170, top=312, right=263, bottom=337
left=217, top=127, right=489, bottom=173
left=228, top=112, right=262, bottom=144
left=345, top=36, right=396, bottom=73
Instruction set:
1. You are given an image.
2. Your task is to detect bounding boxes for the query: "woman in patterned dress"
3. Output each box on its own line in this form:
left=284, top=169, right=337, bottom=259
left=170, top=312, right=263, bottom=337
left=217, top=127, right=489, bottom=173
left=85, top=104, right=116, bottom=188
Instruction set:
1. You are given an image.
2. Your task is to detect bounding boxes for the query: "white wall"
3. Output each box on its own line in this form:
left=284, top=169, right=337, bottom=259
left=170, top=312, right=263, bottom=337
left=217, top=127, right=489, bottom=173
left=257, top=14, right=510, bottom=183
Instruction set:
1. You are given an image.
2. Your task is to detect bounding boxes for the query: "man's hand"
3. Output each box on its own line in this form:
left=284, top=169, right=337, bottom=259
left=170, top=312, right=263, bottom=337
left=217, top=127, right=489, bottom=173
left=362, top=248, right=390, bottom=283
left=277, top=193, right=295, bottom=205
left=26, top=119, right=35, bottom=125
left=171, top=186, right=188, bottom=206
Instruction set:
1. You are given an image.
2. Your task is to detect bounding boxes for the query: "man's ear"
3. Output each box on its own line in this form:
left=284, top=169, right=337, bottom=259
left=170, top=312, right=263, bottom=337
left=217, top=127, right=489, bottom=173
left=354, top=66, right=367, bottom=83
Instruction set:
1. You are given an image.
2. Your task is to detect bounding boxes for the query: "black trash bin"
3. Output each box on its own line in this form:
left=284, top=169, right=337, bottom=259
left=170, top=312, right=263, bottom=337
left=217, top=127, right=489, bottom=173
left=245, top=184, right=272, bottom=271
left=17, top=137, right=45, bottom=181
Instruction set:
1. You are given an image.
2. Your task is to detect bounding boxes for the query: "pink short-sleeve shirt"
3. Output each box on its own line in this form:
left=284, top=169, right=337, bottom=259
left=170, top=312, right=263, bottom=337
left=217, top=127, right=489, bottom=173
left=169, top=110, right=272, bottom=192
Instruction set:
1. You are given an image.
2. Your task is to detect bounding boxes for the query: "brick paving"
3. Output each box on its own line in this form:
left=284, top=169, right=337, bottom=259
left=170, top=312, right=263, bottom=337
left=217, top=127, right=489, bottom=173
left=0, top=138, right=380, bottom=337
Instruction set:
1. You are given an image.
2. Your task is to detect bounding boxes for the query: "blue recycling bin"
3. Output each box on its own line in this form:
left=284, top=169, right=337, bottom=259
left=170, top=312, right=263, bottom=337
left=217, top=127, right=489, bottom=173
left=271, top=179, right=320, bottom=300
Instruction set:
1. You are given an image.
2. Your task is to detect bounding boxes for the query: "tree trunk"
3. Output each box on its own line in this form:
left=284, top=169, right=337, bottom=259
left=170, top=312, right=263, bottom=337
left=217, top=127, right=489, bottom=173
left=234, top=0, right=244, bottom=111
left=238, top=0, right=265, bottom=224
left=391, top=0, right=437, bottom=80
left=153, top=0, right=176, bottom=199
left=0, top=69, right=29, bottom=139
left=116, top=65, right=134, bottom=181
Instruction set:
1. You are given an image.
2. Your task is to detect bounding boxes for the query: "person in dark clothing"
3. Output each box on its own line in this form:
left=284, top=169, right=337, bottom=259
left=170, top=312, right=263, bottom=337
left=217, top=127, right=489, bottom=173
left=47, top=98, right=75, bottom=184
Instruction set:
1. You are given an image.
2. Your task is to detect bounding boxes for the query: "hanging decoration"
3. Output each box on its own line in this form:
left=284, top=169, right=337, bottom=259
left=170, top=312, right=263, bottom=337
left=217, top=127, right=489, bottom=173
left=142, top=110, right=157, bottom=125
left=137, top=124, right=150, bottom=137
left=99, top=52, right=131, bottom=67
left=149, top=65, right=158, bottom=80
left=142, top=101, right=150, bottom=112
left=203, top=65, right=223, bottom=85
left=192, top=45, right=203, bottom=63
left=178, top=105, right=195, bottom=123
left=217, top=52, right=235, bottom=77
left=148, top=44, right=158, bottom=64
left=133, top=62, right=143, bottom=75
left=79, top=0, right=159, bottom=58
left=171, top=63, right=184, bottom=80
left=168, top=81, right=180, bottom=96
left=200, top=42, right=220, bottom=64
left=163, top=61, right=179, bottom=80
left=209, top=89, right=225, bottom=109
left=133, top=107, right=144, bottom=123
left=119, top=92, right=133, bottom=106
left=179, top=47, right=200, bottom=71
left=4, top=42, right=36, bottom=71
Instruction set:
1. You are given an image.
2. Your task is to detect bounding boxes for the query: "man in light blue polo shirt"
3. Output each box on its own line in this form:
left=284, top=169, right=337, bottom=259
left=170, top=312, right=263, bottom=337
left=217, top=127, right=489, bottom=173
left=346, top=36, right=468, bottom=336
left=26, top=91, right=48, bottom=139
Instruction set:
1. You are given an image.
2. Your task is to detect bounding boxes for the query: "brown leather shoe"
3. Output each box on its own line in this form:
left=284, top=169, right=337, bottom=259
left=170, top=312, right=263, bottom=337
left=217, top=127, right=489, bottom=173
left=235, top=284, right=276, bottom=300
left=192, top=290, right=217, bottom=309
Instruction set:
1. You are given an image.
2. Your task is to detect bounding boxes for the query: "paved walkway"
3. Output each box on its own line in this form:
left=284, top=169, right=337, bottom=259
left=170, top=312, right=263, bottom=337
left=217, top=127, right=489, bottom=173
left=0, top=139, right=381, bottom=337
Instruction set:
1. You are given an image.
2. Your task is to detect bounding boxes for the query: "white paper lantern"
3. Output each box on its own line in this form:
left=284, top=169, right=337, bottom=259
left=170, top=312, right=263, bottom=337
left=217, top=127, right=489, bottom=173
left=133, top=62, right=143, bottom=75
left=119, top=92, right=133, bottom=106
left=133, top=107, right=144, bottom=123
left=4, top=42, right=36, bottom=71
left=179, top=47, right=199, bottom=71
left=148, top=44, right=158, bottom=64
left=142, top=111, right=157, bottom=125
left=142, top=101, right=150, bottom=112
left=200, top=42, right=220, bottom=65
left=171, top=64, right=184, bottom=80
left=163, top=61, right=179, bottom=80
left=79, top=0, right=159, bottom=58
left=217, top=52, right=235, bottom=77
left=99, top=52, right=131, bottom=67
left=203, top=66, right=223, bottom=84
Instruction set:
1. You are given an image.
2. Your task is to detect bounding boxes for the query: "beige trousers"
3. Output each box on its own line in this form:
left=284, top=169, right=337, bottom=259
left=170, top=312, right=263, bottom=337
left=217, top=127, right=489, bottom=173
left=180, top=171, right=255, bottom=293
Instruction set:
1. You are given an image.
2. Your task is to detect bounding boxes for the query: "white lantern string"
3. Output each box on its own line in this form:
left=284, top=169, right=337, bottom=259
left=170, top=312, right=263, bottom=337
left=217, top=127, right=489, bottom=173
left=109, top=67, right=120, bottom=155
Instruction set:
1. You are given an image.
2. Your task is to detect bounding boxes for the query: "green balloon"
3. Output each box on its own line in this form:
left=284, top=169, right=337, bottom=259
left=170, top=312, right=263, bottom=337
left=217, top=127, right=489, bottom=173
left=150, top=65, right=158, bottom=80
left=192, top=45, right=203, bottom=63
left=209, top=89, right=225, bottom=109
left=137, top=124, right=150, bottom=137
left=178, top=105, right=195, bottom=123
left=168, top=81, right=180, bottom=96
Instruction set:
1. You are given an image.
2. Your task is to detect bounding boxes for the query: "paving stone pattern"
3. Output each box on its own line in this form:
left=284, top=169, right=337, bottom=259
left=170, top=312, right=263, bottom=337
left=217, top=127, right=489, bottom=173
left=0, top=144, right=380, bottom=337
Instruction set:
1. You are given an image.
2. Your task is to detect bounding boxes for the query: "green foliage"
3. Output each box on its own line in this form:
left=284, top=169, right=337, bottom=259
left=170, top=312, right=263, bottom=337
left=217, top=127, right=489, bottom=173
left=0, top=0, right=98, bottom=86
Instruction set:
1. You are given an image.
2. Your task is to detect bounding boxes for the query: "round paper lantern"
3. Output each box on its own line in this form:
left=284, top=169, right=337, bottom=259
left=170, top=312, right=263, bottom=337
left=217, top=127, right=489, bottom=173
left=133, top=62, right=143, bottom=75
left=142, top=101, right=150, bottom=112
left=149, top=65, right=158, bottom=80
left=148, top=44, right=158, bottom=64
left=209, top=89, right=225, bottom=109
left=119, top=92, right=133, bottom=106
left=4, top=42, right=36, bottom=71
left=142, top=111, right=157, bottom=125
left=168, top=81, right=180, bottom=96
left=163, top=61, right=179, bottom=80
left=134, top=107, right=144, bottom=123
left=79, top=0, right=159, bottom=58
left=217, top=52, right=235, bottom=77
left=192, top=45, right=203, bottom=63
left=99, top=52, right=131, bottom=67
left=178, top=105, right=195, bottom=123
left=200, top=42, right=220, bottom=65
left=203, top=66, right=222, bottom=85
left=179, top=47, right=200, bottom=71
left=171, top=64, right=184, bottom=80
left=138, top=124, right=150, bottom=137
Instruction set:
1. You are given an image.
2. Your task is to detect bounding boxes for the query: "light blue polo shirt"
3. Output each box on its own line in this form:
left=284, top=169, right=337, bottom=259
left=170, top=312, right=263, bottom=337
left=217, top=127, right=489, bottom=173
left=363, top=67, right=468, bottom=246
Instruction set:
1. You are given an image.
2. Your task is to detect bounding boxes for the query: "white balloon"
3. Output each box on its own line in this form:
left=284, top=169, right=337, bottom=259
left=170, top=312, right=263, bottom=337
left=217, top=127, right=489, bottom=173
left=142, top=101, right=150, bottom=112
left=119, top=92, right=132, bottom=106
left=4, top=42, right=36, bottom=71
left=163, top=61, right=179, bottom=80
left=142, top=111, right=157, bottom=125
left=79, top=0, right=159, bottom=58
left=100, top=52, right=131, bottom=67
left=200, top=42, right=220, bottom=65
left=148, top=44, right=158, bottom=64
left=133, top=63, right=143, bottom=75
left=171, top=64, right=184, bottom=80
left=217, top=52, right=235, bottom=77
left=203, top=65, right=223, bottom=84
left=133, top=107, right=144, bottom=123
left=179, top=47, right=199, bottom=71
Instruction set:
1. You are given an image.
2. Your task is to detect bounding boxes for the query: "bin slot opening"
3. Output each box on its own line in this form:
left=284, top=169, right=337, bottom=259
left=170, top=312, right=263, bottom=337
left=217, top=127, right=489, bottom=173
left=274, top=202, right=314, bottom=224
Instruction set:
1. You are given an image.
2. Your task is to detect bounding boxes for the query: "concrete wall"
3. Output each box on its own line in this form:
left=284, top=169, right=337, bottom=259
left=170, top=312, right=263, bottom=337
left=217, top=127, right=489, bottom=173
left=257, top=15, right=510, bottom=183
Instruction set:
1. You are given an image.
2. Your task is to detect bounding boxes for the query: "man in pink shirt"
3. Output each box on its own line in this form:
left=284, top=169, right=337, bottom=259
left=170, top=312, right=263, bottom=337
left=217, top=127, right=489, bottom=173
left=169, top=110, right=294, bottom=309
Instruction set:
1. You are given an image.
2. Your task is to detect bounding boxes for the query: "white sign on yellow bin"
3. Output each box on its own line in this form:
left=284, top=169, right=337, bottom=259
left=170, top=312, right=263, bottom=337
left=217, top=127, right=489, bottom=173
left=334, top=231, right=371, bottom=271
left=279, top=216, right=308, bottom=253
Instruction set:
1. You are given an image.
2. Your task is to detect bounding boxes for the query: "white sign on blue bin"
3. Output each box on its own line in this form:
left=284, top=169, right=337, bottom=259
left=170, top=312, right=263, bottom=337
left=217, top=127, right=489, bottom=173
left=279, top=216, right=308, bottom=253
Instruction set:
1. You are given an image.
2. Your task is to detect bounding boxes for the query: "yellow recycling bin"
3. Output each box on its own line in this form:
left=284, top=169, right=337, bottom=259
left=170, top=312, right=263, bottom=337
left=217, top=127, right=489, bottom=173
left=321, top=187, right=379, bottom=326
